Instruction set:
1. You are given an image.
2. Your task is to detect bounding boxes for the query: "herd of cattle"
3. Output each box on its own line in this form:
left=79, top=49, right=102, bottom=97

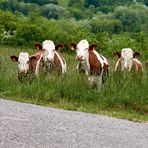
left=10, top=39, right=144, bottom=89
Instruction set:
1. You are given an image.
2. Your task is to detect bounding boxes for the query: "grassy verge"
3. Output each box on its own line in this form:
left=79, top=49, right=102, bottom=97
left=0, top=46, right=148, bottom=122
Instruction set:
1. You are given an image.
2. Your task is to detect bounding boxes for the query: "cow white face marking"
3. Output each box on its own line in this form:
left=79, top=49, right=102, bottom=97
left=17, top=52, right=30, bottom=74
left=42, top=40, right=55, bottom=63
left=121, top=48, right=133, bottom=71
left=76, top=39, right=89, bottom=61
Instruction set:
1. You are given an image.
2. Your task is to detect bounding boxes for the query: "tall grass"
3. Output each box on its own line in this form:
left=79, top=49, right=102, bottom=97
left=0, top=46, right=148, bottom=121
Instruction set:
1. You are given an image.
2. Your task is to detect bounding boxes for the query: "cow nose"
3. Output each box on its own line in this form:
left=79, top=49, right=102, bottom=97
left=76, top=56, right=84, bottom=61
left=19, top=70, right=26, bottom=74
left=46, top=58, right=53, bottom=63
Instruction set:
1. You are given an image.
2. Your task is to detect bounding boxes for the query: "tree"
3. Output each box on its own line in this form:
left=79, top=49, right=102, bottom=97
left=114, top=6, right=139, bottom=32
left=89, top=13, right=122, bottom=34
left=22, top=0, right=58, bottom=5
left=41, top=4, right=65, bottom=19
left=114, top=5, right=148, bottom=32
left=144, top=0, right=148, bottom=6
left=84, top=0, right=100, bottom=8
left=68, top=0, right=84, bottom=8
left=0, top=0, right=19, bottom=12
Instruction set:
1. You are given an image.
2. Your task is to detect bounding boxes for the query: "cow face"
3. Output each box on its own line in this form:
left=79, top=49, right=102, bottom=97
left=41, top=40, right=63, bottom=64
left=10, top=52, right=36, bottom=77
left=121, top=48, right=134, bottom=70
left=114, top=48, right=141, bottom=71
left=69, top=39, right=89, bottom=61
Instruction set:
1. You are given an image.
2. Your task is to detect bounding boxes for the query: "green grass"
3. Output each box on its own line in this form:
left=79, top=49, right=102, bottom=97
left=0, top=46, right=148, bottom=122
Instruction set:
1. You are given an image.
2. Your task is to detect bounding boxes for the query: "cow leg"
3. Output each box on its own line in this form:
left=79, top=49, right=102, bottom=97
left=97, top=76, right=103, bottom=92
left=88, top=76, right=102, bottom=92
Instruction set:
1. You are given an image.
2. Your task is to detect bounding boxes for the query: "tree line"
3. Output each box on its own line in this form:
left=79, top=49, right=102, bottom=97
left=0, top=0, right=148, bottom=60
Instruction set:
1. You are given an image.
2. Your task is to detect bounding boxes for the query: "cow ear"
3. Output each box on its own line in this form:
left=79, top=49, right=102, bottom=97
left=55, top=44, right=64, bottom=50
left=89, top=44, right=97, bottom=51
left=68, top=43, right=76, bottom=50
left=133, top=52, right=140, bottom=58
left=10, top=56, right=18, bottom=62
left=113, top=51, right=121, bottom=58
left=30, top=56, right=37, bottom=61
left=34, top=43, right=42, bottom=50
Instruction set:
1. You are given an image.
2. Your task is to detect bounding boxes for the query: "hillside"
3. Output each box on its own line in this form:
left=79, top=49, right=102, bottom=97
left=0, top=0, right=148, bottom=59
left=0, top=0, right=147, bottom=19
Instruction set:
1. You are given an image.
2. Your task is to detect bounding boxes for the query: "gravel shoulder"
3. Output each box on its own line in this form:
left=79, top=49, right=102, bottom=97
left=0, top=98, right=148, bottom=148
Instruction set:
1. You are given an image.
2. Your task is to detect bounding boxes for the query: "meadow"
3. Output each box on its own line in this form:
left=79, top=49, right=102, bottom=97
left=0, top=46, right=148, bottom=122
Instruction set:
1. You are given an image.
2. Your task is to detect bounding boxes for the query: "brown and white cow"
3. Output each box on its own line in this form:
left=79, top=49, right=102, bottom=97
left=10, top=50, right=42, bottom=81
left=34, top=40, right=66, bottom=75
left=114, top=48, right=143, bottom=72
left=68, top=39, right=109, bottom=90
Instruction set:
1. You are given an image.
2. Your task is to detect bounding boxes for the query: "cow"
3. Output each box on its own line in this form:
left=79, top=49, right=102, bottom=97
left=34, top=40, right=66, bottom=75
left=10, top=50, right=42, bottom=82
left=114, top=48, right=143, bottom=72
left=68, top=39, right=109, bottom=90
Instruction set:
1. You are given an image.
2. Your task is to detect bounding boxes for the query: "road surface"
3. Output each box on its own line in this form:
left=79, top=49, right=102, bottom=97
left=0, top=99, right=148, bottom=148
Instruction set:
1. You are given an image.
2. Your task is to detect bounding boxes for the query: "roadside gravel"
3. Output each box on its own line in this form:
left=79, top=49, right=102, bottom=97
left=0, top=98, right=148, bottom=148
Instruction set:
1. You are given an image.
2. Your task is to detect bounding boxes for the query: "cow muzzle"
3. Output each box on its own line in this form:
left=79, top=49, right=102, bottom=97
left=45, top=58, right=53, bottom=63
left=76, top=56, right=85, bottom=61
left=18, top=71, right=28, bottom=82
left=19, top=70, right=27, bottom=75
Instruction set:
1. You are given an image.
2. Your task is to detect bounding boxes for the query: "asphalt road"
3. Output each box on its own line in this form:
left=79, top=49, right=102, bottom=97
left=0, top=99, right=148, bottom=148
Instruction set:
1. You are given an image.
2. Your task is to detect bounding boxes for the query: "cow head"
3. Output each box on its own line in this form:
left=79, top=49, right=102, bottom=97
left=69, top=39, right=91, bottom=62
left=114, top=48, right=140, bottom=71
left=34, top=40, right=64, bottom=63
left=10, top=52, right=36, bottom=79
left=69, top=40, right=97, bottom=62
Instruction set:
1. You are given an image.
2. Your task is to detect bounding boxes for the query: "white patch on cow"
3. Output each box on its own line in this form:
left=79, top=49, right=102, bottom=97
left=75, top=39, right=90, bottom=74
left=121, top=48, right=134, bottom=71
left=18, top=52, right=29, bottom=74
left=133, top=58, right=142, bottom=65
left=76, top=39, right=89, bottom=61
left=115, top=58, right=121, bottom=71
left=128, top=58, right=143, bottom=71
left=55, top=51, right=67, bottom=73
left=92, top=50, right=109, bottom=67
left=42, top=40, right=55, bottom=62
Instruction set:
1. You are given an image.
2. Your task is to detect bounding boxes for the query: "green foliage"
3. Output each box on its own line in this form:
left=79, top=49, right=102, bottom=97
left=21, top=0, right=58, bottom=5
left=114, top=5, right=148, bottom=32
left=144, top=0, right=148, bottom=6
left=0, top=0, right=19, bottom=12
left=84, top=0, right=100, bottom=8
left=0, top=0, right=148, bottom=35
left=18, top=2, right=39, bottom=15
left=89, top=13, right=122, bottom=34
left=41, top=4, right=65, bottom=19
left=68, top=0, right=84, bottom=8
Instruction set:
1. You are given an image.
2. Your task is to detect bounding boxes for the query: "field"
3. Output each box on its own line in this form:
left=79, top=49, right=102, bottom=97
left=0, top=46, right=148, bottom=122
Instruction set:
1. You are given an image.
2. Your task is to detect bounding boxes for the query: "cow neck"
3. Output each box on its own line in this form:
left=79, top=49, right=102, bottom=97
left=52, top=51, right=62, bottom=73
left=88, top=50, right=102, bottom=75
left=79, top=52, right=90, bottom=74
left=130, top=58, right=143, bottom=72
